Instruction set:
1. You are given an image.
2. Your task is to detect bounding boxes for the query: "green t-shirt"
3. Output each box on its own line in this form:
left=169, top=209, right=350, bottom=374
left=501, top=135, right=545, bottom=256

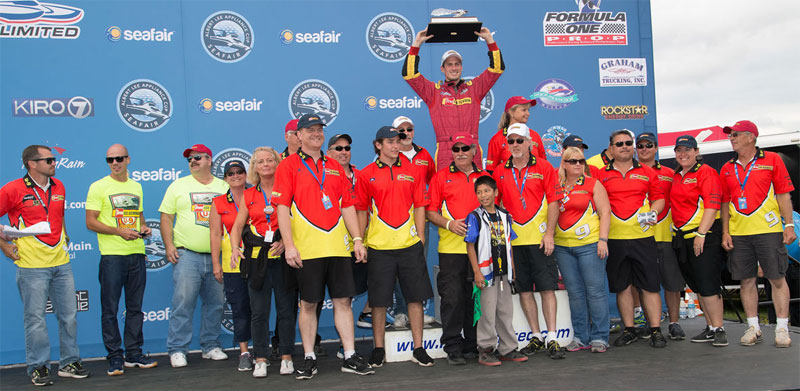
left=85, top=175, right=145, bottom=256
left=158, top=175, right=228, bottom=253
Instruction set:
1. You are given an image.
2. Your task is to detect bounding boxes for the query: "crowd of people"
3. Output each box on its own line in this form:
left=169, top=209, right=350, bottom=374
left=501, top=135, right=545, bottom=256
left=0, top=28, right=796, bottom=387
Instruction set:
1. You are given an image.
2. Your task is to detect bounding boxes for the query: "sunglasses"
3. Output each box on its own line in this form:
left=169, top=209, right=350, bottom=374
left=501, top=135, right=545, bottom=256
left=614, top=140, right=634, bottom=147
left=396, top=127, right=414, bottom=133
left=451, top=145, right=471, bottom=153
left=32, top=157, right=56, bottom=164
left=727, top=131, right=749, bottom=139
left=636, top=143, right=654, bottom=149
left=331, top=145, right=351, bottom=151
left=564, top=159, right=586, bottom=165
left=186, top=155, right=207, bottom=162
left=508, top=138, right=526, bottom=145
left=226, top=169, right=245, bottom=177
left=106, top=155, right=128, bottom=163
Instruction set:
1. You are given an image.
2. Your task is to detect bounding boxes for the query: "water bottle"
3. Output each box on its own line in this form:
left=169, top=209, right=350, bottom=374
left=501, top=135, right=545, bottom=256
left=687, top=302, right=696, bottom=319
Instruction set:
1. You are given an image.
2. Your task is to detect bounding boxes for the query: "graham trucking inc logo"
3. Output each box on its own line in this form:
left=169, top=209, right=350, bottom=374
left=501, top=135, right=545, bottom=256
left=601, top=104, right=648, bottom=120
left=542, top=125, right=570, bottom=157
left=365, top=12, right=414, bottom=62
left=279, top=28, right=341, bottom=44
left=288, top=79, right=339, bottom=125
left=530, top=79, right=578, bottom=110
left=117, top=79, right=172, bottom=132
left=12, top=96, right=93, bottom=119
left=363, top=95, right=423, bottom=111
left=144, top=218, right=170, bottom=271
left=201, top=10, right=253, bottom=63
left=212, top=148, right=251, bottom=179
left=0, top=0, right=83, bottom=39
left=106, top=26, right=174, bottom=42
left=463, top=76, right=494, bottom=123
left=543, top=0, right=627, bottom=46
left=598, top=58, right=646, bottom=87
left=198, top=98, right=263, bottom=113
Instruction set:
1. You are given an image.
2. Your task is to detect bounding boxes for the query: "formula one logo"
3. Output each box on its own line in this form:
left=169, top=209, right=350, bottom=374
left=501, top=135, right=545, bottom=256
left=201, top=10, right=253, bottom=63
left=212, top=148, right=251, bottom=179
left=289, top=79, right=339, bottom=125
left=599, top=58, right=646, bottom=87
left=12, top=96, right=93, bottom=119
left=463, top=76, right=494, bottom=123
left=543, top=0, right=627, bottom=46
left=107, top=25, right=174, bottom=42
left=0, top=0, right=83, bottom=39
left=363, top=95, right=423, bottom=111
left=279, top=28, right=340, bottom=44
left=143, top=219, right=170, bottom=271
left=365, top=12, right=414, bottom=62
left=530, top=79, right=579, bottom=110
left=117, top=79, right=172, bottom=132
left=542, top=125, right=570, bottom=157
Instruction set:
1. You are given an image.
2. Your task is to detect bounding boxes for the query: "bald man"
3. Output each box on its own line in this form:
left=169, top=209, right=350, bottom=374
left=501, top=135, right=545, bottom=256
left=86, top=144, right=156, bottom=375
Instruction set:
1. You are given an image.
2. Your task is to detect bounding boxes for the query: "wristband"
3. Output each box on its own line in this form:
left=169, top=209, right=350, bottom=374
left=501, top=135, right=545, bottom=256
left=695, top=232, right=706, bottom=238
left=352, top=237, right=363, bottom=242
left=786, top=224, right=795, bottom=228
left=446, top=220, right=451, bottom=231
left=599, top=238, right=608, bottom=242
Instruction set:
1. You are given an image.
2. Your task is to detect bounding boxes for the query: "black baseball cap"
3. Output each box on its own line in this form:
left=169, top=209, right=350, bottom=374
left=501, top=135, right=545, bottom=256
left=375, top=126, right=405, bottom=140
left=223, top=159, right=246, bottom=175
left=297, top=113, right=326, bottom=129
left=562, top=134, right=588, bottom=150
left=328, top=133, right=353, bottom=149
left=636, top=132, right=657, bottom=144
left=674, top=135, right=698, bottom=149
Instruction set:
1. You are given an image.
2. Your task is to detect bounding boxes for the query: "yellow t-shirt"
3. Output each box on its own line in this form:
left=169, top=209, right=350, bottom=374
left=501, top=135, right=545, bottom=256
left=158, top=175, right=228, bottom=253
left=85, top=175, right=145, bottom=256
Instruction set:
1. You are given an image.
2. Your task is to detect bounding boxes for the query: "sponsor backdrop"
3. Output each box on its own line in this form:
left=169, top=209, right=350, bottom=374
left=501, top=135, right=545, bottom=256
left=0, top=0, right=655, bottom=364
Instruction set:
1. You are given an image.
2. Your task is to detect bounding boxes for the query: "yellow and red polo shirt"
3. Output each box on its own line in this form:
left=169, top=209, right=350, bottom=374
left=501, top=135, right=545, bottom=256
left=595, top=160, right=664, bottom=240
left=651, top=161, right=675, bottom=243
left=555, top=175, right=600, bottom=247
left=587, top=150, right=612, bottom=179
left=720, top=148, right=794, bottom=236
left=492, top=154, right=562, bottom=246
left=274, top=150, right=356, bottom=260
left=400, top=144, right=436, bottom=185
left=427, top=162, right=490, bottom=254
left=670, top=163, right=722, bottom=235
left=212, top=191, right=245, bottom=272
left=356, top=157, right=428, bottom=250
left=0, top=175, right=69, bottom=268
left=485, top=127, right=546, bottom=173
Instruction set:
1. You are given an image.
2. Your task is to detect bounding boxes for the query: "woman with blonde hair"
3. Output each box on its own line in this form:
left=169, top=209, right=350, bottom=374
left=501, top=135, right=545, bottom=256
left=553, top=136, right=612, bottom=353
left=485, top=96, right=546, bottom=173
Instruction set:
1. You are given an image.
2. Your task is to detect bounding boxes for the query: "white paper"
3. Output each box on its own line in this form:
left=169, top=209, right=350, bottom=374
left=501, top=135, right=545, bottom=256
left=1, top=222, right=52, bottom=238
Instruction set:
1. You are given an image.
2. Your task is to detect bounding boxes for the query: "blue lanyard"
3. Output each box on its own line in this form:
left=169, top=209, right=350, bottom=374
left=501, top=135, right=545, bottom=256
left=511, top=165, right=529, bottom=198
left=733, top=156, right=757, bottom=196
left=260, top=186, right=272, bottom=226
left=229, top=191, right=238, bottom=212
left=300, top=156, right=326, bottom=192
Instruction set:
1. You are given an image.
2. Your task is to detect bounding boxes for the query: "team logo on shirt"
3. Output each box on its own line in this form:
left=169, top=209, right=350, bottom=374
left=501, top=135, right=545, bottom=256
left=397, top=174, right=415, bottom=182
left=190, top=193, right=217, bottom=227
left=463, top=76, right=494, bottom=123
left=365, top=12, right=414, bottom=62
left=109, top=193, right=140, bottom=229
left=117, top=79, right=172, bottom=132
left=288, top=79, right=339, bottom=125
left=143, top=219, right=170, bottom=271
left=531, top=78, right=579, bottom=110
left=683, top=178, right=697, bottom=184
left=201, top=11, right=253, bottom=63
left=212, top=148, right=251, bottom=179
left=629, top=174, right=649, bottom=181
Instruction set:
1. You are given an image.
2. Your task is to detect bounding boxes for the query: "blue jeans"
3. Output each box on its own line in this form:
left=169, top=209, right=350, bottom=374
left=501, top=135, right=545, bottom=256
left=99, top=254, right=146, bottom=360
left=167, top=249, right=224, bottom=355
left=554, top=243, right=610, bottom=345
left=223, top=273, right=251, bottom=344
left=16, top=263, right=80, bottom=375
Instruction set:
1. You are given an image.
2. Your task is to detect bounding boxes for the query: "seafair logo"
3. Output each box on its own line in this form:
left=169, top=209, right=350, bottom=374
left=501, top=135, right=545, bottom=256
left=363, top=95, right=423, bottom=110
left=279, top=29, right=340, bottom=44
left=221, top=298, right=234, bottom=334
left=598, top=58, right=646, bottom=87
left=0, top=0, right=83, bottom=39
left=198, top=98, right=263, bottom=113
left=130, top=168, right=182, bottom=182
left=12, top=96, right=93, bottom=119
left=106, top=26, right=174, bottom=42
left=365, top=12, right=414, bottom=62
left=542, top=125, right=570, bottom=157
left=288, top=79, right=339, bottom=125
left=117, top=79, right=172, bottom=132
left=600, top=104, right=648, bottom=120
left=531, top=79, right=579, bottom=110
left=201, top=10, right=253, bottom=63
left=212, top=148, right=251, bottom=179
left=463, top=76, right=494, bottom=123
left=144, top=218, right=170, bottom=271
left=542, top=0, right=627, bottom=46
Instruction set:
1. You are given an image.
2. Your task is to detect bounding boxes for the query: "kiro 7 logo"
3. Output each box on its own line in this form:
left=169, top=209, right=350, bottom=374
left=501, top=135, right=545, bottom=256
left=12, top=97, right=93, bottom=118
left=543, top=0, right=627, bottom=46
left=0, top=0, right=83, bottom=39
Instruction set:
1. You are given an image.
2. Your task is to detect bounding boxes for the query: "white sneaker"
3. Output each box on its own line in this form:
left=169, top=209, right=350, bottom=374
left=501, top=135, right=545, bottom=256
left=423, top=314, right=436, bottom=325
left=170, top=352, right=187, bottom=368
left=253, top=361, right=268, bottom=378
left=201, top=347, right=228, bottom=361
left=279, top=359, right=294, bottom=375
left=393, top=313, right=409, bottom=328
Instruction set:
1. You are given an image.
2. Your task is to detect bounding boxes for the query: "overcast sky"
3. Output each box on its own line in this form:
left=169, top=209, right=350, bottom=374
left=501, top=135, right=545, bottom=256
left=650, top=1, right=799, bottom=136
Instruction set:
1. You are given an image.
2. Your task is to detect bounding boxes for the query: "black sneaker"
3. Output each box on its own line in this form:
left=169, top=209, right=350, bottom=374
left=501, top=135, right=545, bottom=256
left=294, top=357, right=317, bottom=380
left=650, top=328, right=667, bottom=348
left=547, top=340, right=566, bottom=359
left=269, top=336, right=281, bottom=361
left=691, top=326, right=715, bottom=343
left=341, top=353, right=374, bottom=375
left=58, top=361, right=90, bottom=379
left=520, top=336, right=545, bottom=356
left=462, top=348, right=479, bottom=359
left=668, top=323, right=686, bottom=340
left=368, top=347, right=385, bottom=368
left=30, top=366, right=54, bottom=386
left=613, top=329, right=639, bottom=346
left=446, top=351, right=466, bottom=365
left=411, top=347, right=435, bottom=367
left=634, top=326, right=651, bottom=339
left=712, top=328, right=729, bottom=347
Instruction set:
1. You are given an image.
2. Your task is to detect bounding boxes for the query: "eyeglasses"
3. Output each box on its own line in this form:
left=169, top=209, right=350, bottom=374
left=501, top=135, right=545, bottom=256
left=508, top=138, right=526, bottom=145
left=614, top=140, right=634, bottom=147
left=106, top=156, right=128, bottom=163
left=186, top=155, right=207, bottom=162
left=451, top=145, right=471, bottom=153
left=636, top=143, right=654, bottom=149
left=331, top=145, right=351, bottom=151
left=728, top=131, right=749, bottom=139
left=396, top=127, right=414, bottom=133
left=32, top=157, right=56, bottom=164
left=564, top=159, right=586, bottom=165
left=226, top=169, right=245, bottom=177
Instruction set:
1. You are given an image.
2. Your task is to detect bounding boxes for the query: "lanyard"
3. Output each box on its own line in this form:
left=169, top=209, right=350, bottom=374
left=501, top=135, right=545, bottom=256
left=229, top=191, right=239, bottom=213
left=31, top=185, right=52, bottom=217
left=260, top=186, right=272, bottom=226
left=733, top=156, right=757, bottom=196
left=511, top=165, right=529, bottom=198
left=300, top=156, right=326, bottom=192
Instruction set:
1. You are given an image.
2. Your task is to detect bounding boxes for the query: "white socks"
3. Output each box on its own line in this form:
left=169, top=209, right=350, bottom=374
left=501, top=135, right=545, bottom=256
left=343, top=350, right=355, bottom=360
left=304, top=352, right=316, bottom=360
left=746, top=317, right=760, bottom=331
left=776, top=318, right=789, bottom=332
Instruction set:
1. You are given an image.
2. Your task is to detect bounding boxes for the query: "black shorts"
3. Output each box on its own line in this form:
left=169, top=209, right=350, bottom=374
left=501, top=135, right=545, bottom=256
left=606, top=237, right=660, bottom=293
left=657, top=241, right=685, bottom=292
left=351, top=252, right=368, bottom=296
left=512, top=244, right=559, bottom=292
left=672, top=231, right=724, bottom=297
left=296, top=257, right=356, bottom=303
left=367, top=242, right=433, bottom=308
left=728, top=232, right=788, bottom=280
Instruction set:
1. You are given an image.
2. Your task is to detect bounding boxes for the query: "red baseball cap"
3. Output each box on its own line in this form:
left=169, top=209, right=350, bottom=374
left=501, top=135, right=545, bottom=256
left=722, top=120, right=758, bottom=137
left=504, top=96, right=536, bottom=113
left=285, top=119, right=299, bottom=133
left=450, top=132, right=475, bottom=145
left=183, top=144, right=212, bottom=158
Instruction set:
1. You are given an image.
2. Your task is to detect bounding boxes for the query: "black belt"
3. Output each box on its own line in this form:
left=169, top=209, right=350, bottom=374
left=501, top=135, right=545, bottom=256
left=175, top=247, right=210, bottom=254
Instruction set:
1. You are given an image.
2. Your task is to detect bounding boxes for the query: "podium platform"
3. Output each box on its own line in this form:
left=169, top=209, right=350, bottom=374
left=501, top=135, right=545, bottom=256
left=383, top=323, right=447, bottom=362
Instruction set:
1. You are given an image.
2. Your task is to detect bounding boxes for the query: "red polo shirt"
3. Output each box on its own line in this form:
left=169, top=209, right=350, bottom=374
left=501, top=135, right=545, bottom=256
left=594, top=159, right=664, bottom=240
left=427, top=162, right=490, bottom=254
left=670, top=163, right=722, bottom=233
left=400, top=144, right=436, bottom=185
left=651, top=161, right=675, bottom=242
left=485, top=127, right=546, bottom=172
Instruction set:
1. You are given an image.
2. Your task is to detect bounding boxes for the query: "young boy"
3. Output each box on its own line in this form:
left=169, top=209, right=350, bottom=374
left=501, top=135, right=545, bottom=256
left=465, top=176, right=527, bottom=366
